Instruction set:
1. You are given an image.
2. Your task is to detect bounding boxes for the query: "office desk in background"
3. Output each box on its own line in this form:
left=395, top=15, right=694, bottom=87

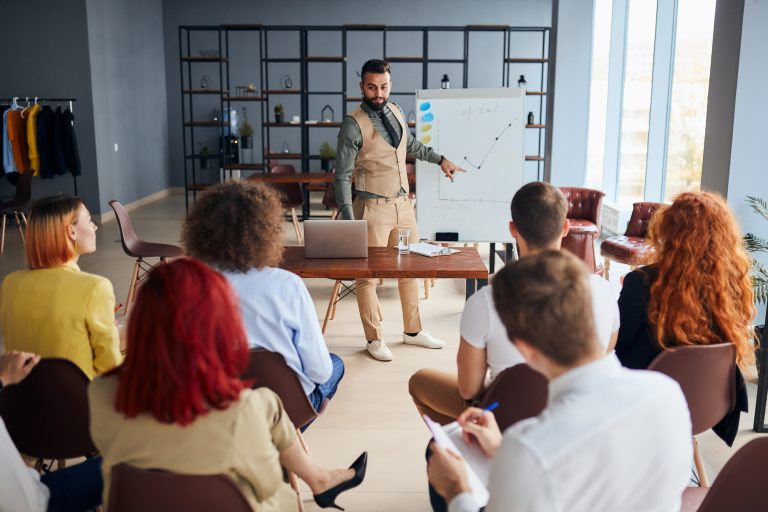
left=280, top=246, right=489, bottom=299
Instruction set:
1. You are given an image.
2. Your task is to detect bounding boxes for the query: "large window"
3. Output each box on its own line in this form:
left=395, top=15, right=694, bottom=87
left=664, top=0, right=716, bottom=200
left=585, top=0, right=614, bottom=190
left=585, top=0, right=716, bottom=206
left=617, top=0, right=657, bottom=205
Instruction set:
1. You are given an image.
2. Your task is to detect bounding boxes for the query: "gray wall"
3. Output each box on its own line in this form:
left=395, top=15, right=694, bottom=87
left=0, top=0, right=101, bottom=214
left=161, top=0, right=553, bottom=187
left=87, top=0, right=170, bottom=214
left=728, top=0, right=768, bottom=322
left=547, top=0, right=595, bottom=187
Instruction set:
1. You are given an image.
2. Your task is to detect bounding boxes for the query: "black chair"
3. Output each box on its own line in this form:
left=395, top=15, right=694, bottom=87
left=0, top=358, right=96, bottom=465
left=0, top=171, right=32, bottom=254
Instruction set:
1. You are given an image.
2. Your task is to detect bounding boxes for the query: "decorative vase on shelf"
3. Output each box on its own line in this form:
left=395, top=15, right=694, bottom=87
left=281, top=75, right=294, bottom=89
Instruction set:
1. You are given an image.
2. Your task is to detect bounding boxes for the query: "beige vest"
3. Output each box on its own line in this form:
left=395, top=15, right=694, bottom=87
left=350, top=104, right=409, bottom=198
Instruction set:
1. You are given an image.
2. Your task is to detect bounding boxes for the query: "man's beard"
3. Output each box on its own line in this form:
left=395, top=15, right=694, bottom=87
left=363, top=97, right=387, bottom=111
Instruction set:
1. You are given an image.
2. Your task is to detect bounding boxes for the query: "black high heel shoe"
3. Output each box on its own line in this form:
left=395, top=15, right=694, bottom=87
left=313, top=452, right=368, bottom=510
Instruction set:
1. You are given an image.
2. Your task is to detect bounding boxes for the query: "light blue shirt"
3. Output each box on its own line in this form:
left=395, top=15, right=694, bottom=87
left=223, top=267, right=332, bottom=395
left=3, top=109, right=19, bottom=174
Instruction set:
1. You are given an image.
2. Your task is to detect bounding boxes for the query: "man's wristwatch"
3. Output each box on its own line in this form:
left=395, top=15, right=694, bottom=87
left=437, top=155, right=445, bottom=165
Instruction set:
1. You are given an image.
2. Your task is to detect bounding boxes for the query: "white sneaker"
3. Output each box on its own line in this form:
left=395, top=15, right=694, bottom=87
left=367, top=339, right=394, bottom=361
left=403, top=331, right=446, bottom=349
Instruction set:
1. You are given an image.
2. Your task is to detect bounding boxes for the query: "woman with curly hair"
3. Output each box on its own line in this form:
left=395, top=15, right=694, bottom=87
left=182, top=182, right=344, bottom=418
left=615, top=191, right=754, bottom=443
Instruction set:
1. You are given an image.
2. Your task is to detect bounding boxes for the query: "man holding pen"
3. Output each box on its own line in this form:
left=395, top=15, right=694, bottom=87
left=427, top=251, right=692, bottom=512
left=335, top=59, right=465, bottom=362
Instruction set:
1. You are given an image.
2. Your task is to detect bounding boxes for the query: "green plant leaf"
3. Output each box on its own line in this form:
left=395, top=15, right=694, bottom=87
left=745, top=233, right=768, bottom=254
left=753, top=260, right=768, bottom=305
left=747, top=196, right=768, bottom=223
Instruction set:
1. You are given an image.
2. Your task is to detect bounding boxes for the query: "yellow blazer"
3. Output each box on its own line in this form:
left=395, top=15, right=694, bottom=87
left=0, top=261, right=122, bottom=379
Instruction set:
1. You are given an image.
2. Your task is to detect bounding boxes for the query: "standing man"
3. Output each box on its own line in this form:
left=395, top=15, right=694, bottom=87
left=335, top=59, right=465, bottom=362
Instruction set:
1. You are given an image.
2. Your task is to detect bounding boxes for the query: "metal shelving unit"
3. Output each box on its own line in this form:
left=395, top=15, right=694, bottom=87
left=179, top=24, right=552, bottom=213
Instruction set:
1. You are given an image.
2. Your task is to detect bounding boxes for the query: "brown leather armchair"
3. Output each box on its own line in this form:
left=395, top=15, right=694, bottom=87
left=559, top=187, right=605, bottom=275
left=599, top=201, right=663, bottom=279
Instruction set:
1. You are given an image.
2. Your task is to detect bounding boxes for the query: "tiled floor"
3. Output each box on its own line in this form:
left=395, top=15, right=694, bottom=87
left=0, top=192, right=763, bottom=511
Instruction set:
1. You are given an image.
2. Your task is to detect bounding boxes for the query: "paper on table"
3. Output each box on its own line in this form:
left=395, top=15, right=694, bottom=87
left=424, top=415, right=490, bottom=507
left=407, top=242, right=460, bottom=257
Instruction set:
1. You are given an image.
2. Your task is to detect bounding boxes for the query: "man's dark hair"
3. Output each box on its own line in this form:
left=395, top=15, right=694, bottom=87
left=510, top=181, right=568, bottom=249
left=361, top=59, right=391, bottom=81
left=492, top=250, right=597, bottom=366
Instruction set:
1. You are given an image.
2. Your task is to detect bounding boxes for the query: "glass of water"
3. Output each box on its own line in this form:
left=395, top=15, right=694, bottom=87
left=398, top=228, right=410, bottom=254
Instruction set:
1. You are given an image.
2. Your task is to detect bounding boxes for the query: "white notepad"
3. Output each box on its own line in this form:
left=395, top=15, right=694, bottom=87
left=423, top=415, right=490, bottom=507
left=407, top=243, right=460, bottom=257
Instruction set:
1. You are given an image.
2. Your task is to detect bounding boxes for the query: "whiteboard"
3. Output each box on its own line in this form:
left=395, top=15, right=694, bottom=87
left=414, top=88, right=525, bottom=242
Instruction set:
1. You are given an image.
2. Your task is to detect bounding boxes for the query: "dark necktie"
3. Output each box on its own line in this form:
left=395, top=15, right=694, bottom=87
left=378, top=111, right=401, bottom=148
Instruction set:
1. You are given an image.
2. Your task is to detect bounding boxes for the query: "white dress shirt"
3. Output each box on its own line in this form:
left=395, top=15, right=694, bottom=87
left=460, top=276, right=619, bottom=381
left=0, top=418, right=49, bottom=512
left=223, top=267, right=332, bottom=395
left=449, top=355, right=692, bottom=512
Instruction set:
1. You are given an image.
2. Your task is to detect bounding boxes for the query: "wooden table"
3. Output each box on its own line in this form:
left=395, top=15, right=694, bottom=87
left=280, top=246, right=489, bottom=299
left=245, top=171, right=416, bottom=184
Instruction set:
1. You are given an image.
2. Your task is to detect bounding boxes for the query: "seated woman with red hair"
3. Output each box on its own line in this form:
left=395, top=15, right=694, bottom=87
left=615, top=191, right=755, bottom=443
left=88, top=258, right=366, bottom=510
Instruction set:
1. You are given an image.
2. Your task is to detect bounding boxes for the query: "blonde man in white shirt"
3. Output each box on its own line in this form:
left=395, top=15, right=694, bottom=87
left=409, top=182, right=619, bottom=424
left=427, top=251, right=692, bottom=512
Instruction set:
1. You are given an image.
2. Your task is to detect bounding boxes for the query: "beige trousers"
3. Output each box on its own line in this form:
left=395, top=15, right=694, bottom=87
left=408, top=368, right=473, bottom=425
left=353, top=196, right=422, bottom=341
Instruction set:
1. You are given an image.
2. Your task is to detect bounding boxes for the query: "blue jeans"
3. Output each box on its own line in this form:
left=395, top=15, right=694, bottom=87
left=303, top=353, right=345, bottom=431
left=40, top=456, right=103, bottom=512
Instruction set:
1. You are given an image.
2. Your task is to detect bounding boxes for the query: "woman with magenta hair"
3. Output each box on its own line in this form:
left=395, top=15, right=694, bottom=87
left=88, top=258, right=366, bottom=511
left=615, top=191, right=755, bottom=444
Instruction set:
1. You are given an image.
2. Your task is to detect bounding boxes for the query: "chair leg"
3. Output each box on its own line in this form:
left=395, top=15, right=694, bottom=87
left=1, top=212, right=6, bottom=255
left=291, top=208, right=302, bottom=244
left=604, top=258, right=611, bottom=281
left=124, top=259, right=141, bottom=317
left=322, top=280, right=342, bottom=334
left=288, top=469, right=306, bottom=512
left=330, top=208, right=337, bottom=220
left=693, top=437, right=710, bottom=487
left=424, top=278, right=430, bottom=299
left=14, top=211, right=25, bottom=245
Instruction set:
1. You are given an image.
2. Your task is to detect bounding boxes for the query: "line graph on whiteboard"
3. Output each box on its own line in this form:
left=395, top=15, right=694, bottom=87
left=461, top=123, right=514, bottom=170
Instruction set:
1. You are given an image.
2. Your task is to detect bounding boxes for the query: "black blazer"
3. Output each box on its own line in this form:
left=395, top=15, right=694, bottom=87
left=615, top=265, right=747, bottom=446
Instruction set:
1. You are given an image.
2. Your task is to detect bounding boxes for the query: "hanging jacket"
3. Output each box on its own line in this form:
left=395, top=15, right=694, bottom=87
left=36, top=106, right=56, bottom=178
left=62, top=108, right=81, bottom=176
left=52, top=107, right=67, bottom=175
left=7, top=108, right=30, bottom=173
left=26, top=104, right=42, bottom=175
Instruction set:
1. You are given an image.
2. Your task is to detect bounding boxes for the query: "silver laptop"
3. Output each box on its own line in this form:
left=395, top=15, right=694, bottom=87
left=304, top=220, right=368, bottom=258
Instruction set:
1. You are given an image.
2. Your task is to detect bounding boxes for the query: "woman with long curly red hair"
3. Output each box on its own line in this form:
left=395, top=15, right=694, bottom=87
left=615, top=191, right=755, bottom=443
left=88, top=258, right=366, bottom=510
left=615, top=191, right=755, bottom=370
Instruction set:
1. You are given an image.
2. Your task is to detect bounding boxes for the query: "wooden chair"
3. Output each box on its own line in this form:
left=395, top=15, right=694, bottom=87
left=243, top=349, right=320, bottom=511
left=680, top=437, right=768, bottom=512
left=108, top=463, right=251, bottom=512
left=262, top=164, right=304, bottom=243
left=109, top=200, right=183, bottom=316
left=648, top=343, right=737, bottom=487
left=0, top=171, right=32, bottom=254
left=0, top=358, right=97, bottom=469
left=600, top=201, right=663, bottom=280
left=559, top=187, right=605, bottom=275
left=479, top=363, right=548, bottom=431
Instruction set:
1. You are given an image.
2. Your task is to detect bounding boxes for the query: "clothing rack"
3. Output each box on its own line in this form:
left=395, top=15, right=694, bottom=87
left=1, top=97, right=79, bottom=195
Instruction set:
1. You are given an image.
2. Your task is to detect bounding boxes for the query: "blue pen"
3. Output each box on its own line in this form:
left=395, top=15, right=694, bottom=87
left=484, top=402, right=499, bottom=413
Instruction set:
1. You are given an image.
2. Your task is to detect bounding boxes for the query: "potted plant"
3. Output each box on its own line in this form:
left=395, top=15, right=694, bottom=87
left=198, top=143, right=210, bottom=169
left=318, top=142, right=336, bottom=171
left=744, top=196, right=768, bottom=384
left=238, top=119, right=254, bottom=149
left=274, top=103, right=284, bottom=123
